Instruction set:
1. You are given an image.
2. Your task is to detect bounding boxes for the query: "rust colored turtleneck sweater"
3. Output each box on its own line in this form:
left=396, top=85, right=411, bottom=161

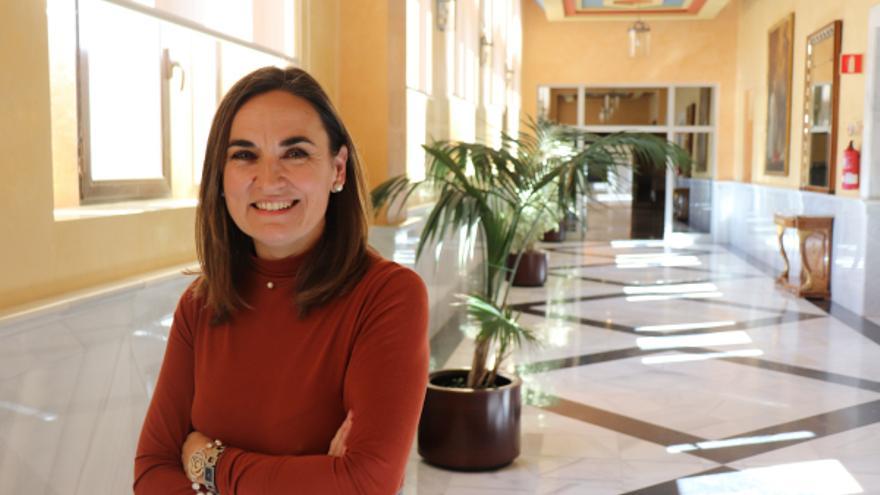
left=134, top=251, right=429, bottom=494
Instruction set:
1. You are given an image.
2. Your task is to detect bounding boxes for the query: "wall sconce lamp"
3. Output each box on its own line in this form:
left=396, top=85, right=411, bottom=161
left=479, top=34, right=493, bottom=66
left=436, top=0, right=453, bottom=31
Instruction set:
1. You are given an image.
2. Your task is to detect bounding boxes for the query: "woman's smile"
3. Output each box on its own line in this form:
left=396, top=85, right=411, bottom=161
left=251, top=199, right=300, bottom=214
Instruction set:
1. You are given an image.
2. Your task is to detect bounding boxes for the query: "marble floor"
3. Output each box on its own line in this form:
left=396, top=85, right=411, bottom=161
left=404, top=239, right=880, bottom=495
left=1, top=239, right=879, bottom=494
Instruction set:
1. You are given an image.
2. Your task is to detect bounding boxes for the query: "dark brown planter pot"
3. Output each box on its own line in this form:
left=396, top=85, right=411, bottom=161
left=542, top=225, right=565, bottom=242
left=563, top=211, right=579, bottom=232
left=418, top=369, right=522, bottom=471
left=506, top=250, right=548, bottom=287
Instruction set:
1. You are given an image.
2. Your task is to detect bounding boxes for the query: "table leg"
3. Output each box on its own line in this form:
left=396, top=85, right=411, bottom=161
left=798, top=229, right=815, bottom=292
left=776, top=223, right=790, bottom=284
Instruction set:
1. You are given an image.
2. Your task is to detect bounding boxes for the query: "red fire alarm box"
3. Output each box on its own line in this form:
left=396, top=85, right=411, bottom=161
left=842, top=54, right=863, bottom=74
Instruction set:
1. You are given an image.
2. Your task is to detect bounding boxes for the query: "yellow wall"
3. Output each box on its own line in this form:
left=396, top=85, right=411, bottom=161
left=733, top=0, right=876, bottom=196
left=337, top=2, right=394, bottom=191
left=0, top=0, right=341, bottom=313
left=521, top=0, right=740, bottom=180
left=584, top=93, right=665, bottom=126
left=300, top=0, right=340, bottom=101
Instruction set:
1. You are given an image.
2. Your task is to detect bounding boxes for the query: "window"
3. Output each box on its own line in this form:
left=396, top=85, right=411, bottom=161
left=72, top=0, right=297, bottom=204
left=479, top=0, right=511, bottom=108
left=673, top=87, right=714, bottom=176
left=404, top=0, right=433, bottom=183
left=78, top=0, right=167, bottom=201
left=406, top=0, right=432, bottom=95
left=453, top=0, right=479, bottom=101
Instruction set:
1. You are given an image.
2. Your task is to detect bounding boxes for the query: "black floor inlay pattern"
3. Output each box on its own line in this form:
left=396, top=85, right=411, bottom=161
left=812, top=299, right=880, bottom=348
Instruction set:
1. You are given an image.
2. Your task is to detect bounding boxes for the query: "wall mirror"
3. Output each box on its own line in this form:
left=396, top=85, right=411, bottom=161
left=801, top=20, right=841, bottom=192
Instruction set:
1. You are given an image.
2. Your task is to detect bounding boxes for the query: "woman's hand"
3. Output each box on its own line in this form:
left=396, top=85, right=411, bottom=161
left=182, top=429, right=212, bottom=483
left=328, top=410, right=353, bottom=457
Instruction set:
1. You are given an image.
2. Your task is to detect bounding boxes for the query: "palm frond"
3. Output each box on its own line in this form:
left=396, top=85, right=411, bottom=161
left=458, top=293, right=538, bottom=347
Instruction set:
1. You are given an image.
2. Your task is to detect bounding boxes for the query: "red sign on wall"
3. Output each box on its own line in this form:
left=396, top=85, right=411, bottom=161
left=842, top=54, right=863, bottom=74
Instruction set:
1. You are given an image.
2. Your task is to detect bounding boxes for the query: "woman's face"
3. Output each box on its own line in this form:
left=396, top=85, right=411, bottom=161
left=223, top=90, right=347, bottom=260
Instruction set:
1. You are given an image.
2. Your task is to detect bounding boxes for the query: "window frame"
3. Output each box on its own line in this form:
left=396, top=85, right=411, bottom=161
left=537, top=83, right=719, bottom=237
left=75, top=0, right=298, bottom=204
left=76, top=42, right=173, bottom=203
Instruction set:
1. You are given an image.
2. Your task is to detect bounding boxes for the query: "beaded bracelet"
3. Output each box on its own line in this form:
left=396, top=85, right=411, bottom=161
left=188, top=439, right=225, bottom=495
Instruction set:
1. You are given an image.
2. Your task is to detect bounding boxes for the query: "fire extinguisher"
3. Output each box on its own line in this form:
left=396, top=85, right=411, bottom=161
left=842, top=141, right=860, bottom=190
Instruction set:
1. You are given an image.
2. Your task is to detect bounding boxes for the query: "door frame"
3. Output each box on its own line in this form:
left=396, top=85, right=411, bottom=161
left=537, top=83, right=718, bottom=241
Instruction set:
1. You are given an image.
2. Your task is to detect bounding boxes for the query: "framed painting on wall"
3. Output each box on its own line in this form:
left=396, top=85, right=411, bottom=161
left=765, top=13, right=795, bottom=176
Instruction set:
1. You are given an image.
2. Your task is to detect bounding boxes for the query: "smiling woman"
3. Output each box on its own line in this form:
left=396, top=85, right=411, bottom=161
left=133, top=67, right=429, bottom=495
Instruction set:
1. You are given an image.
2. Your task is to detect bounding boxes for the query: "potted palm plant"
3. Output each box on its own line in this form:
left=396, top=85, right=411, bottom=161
left=371, top=119, right=689, bottom=470
left=506, top=184, right=562, bottom=287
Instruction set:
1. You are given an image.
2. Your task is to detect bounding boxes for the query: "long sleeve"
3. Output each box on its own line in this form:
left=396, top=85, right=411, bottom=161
left=133, top=290, right=199, bottom=494
left=214, top=266, right=430, bottom=494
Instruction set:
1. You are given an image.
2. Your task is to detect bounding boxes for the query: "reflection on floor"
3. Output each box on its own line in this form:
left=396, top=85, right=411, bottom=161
left=404, top=240, right=880, bottom=495
left=0, top=240, right=878, bottom=494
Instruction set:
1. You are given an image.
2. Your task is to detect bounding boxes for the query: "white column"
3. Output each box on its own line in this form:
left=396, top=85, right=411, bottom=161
left=663, top=87, right=675, bottom=238
left=861, top=5, right=880, bottom=199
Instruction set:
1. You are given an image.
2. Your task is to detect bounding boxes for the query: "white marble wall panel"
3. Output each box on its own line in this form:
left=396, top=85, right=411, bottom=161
left=712, top=181, right=880, bottom=317
left=867, top=202, right=880, bottom=310
left=369, top=205, right=479, bottom=337
left=679, top=177, right=713, bottom=234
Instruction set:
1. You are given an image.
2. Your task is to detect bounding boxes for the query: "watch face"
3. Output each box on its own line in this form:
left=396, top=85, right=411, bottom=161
left=205, top=466, right=216, bottom=485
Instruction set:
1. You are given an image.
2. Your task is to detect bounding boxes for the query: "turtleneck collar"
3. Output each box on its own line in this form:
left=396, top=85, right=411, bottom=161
left=250, top=249, right=311, bottom=280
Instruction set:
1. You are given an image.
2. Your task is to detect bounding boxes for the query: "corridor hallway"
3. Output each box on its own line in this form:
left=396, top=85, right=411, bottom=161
left=1, top=236, right=878, bottom=494
left=4, top=0, right=880, bottom=493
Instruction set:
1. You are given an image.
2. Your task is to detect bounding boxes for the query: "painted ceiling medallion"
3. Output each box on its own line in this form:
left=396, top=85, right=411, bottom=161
left=540, top=0, right=730, bottom=21
left=610, top=0, right=665, bottom=7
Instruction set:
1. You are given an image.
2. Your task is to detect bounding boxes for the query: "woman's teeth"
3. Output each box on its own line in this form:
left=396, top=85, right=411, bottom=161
left=254, top=200, right=295, bottom=211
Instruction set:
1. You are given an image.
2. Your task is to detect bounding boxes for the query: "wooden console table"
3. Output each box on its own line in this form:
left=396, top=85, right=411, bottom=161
left=773, top=214, right=833, bottom=299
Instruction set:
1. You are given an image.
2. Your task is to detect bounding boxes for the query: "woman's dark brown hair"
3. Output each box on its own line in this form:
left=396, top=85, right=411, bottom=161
left=194, top=66, right=371, bottom=321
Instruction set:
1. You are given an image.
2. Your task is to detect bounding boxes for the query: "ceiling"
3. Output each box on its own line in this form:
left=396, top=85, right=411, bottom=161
left=537, top=0, right=732, bottom=21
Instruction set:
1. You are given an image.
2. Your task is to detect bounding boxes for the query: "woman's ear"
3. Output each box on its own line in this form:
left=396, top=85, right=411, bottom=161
left=333, top=145, right=348, bottom=185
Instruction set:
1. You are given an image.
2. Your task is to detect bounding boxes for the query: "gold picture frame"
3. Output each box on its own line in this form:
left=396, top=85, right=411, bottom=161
left=765, top=13, right=795, bottom=176
left=800, top=20, right=842, bottom=193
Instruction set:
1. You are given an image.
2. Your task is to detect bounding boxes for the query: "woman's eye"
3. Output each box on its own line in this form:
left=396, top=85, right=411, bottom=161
left=285, top=148, right=309, bottom=159
left=230, top=150, right=256, bottom=161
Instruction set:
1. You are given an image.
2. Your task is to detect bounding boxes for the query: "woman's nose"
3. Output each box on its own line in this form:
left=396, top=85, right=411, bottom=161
left=253, top=157, right=285, bottom=189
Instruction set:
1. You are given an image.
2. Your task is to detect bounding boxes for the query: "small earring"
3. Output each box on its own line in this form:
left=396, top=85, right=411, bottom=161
left=331, top=183, right=344, bottom=193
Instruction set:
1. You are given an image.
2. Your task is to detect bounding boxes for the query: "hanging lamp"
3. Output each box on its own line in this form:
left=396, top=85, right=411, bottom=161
left=628, top=19, right=651, bottom=58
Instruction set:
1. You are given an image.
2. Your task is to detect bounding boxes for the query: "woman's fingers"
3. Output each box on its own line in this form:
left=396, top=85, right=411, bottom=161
left=328, top=411, right=353, bottom=457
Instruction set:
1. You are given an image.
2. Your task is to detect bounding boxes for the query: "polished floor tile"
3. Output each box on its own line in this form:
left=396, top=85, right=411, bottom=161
left=411, top=239, right=880, bottom=494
